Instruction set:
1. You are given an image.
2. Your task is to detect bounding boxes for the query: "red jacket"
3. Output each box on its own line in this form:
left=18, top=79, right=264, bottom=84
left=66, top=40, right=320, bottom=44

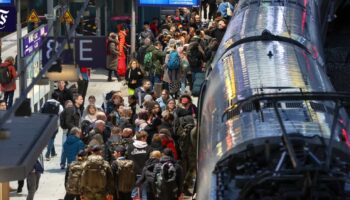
left=159, top=134, right=178, bottom=160
left=0, top=61, right=16, bottom=92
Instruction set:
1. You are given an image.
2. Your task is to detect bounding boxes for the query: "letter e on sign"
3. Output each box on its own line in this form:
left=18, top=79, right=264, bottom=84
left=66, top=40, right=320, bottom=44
left=79, top=40, right=93, bottom=61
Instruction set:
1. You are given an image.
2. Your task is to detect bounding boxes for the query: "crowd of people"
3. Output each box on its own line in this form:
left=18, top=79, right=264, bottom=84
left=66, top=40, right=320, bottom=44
left=0, top=1, right=237, bottom=200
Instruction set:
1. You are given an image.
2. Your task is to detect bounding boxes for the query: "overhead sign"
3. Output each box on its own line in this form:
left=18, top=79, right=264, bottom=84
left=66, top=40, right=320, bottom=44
left=138, top=0, right=199, bottom=6
left=74, top=37, right=106, bottom=67
left=42, top=37, right=74, bottom=66
left=42, top=37, right=106, bottom=68
left=0, top=0, right=14, bottom=5
left=0, top=6, right=16, bottom=32
left=27, top=9, right=40, bottom=23
left=62, top=10, right=74, bottom=24
left=21, top=24, right=48, bottom=57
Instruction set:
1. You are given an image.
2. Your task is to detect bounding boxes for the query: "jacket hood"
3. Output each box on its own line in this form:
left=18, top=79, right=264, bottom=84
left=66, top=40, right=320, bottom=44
left=146, top=45, right=157, bottom=53
left=145, top=158, right=160, bottom=166
left=66, top=135, right=81, bottom=145
left=160, top=155, right=175, bottom=163
left=133, top=140, right=148, bottom=148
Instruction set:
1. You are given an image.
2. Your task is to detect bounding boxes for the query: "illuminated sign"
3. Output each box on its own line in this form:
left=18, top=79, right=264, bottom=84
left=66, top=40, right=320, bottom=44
left=0, top=6, right=15, bottom=32
left=21, top=24, right=48, bottom=57
left=138, top=0, right=199, bottom=7
left=0, top=0, right=13, bottom=5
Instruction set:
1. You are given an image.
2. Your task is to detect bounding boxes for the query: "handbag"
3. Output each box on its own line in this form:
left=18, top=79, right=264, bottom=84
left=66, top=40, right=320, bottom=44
left=163, top=68, right=171, bottom=83
left=169, top=80, right=181, bottom=94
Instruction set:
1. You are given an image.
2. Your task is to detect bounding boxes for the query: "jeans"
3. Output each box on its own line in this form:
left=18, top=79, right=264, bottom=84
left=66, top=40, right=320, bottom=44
left=26, top=172, right=41, bottom=200
left=149, top=74, right=161, bottom=87
left=4, top=90, right=14, bottom=108
left=131, top=175, right=148, bottom=200
left=45, top=130, right=58, bottom=158
left=77, top=79, right=89, bottom=101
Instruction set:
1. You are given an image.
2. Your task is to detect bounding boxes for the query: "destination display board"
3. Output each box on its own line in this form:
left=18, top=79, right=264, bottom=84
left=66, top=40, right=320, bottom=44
left=138, top=0, right=199, bottom=7
left=0, top=0, right=13, bottom=5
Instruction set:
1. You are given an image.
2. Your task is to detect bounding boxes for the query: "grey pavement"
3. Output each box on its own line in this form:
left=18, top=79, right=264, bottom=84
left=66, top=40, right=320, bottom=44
left=9, top=69, right=124, bottom=200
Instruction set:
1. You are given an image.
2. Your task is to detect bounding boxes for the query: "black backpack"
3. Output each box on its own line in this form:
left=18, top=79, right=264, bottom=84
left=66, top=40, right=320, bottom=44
left=60, top=110, right=68, bottom=129
left=154, top=161, right=178, bottom=199
left=41, top=101, right=60, bottom=115
left=187, top=45, right=202, bottom=69
left=0, top=63, right=12, bottom=84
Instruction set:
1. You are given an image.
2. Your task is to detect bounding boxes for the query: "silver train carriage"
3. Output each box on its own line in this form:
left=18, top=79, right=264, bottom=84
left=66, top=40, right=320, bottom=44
left=197, top=0, right=350, bottom=199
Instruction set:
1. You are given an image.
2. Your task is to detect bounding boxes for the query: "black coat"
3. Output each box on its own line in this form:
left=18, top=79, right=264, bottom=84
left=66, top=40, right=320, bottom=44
left=54, top=88, right=73, bottom=106
left=64, top=106, right=81, bottom=131
left=125, top=68, right=143, bottom=89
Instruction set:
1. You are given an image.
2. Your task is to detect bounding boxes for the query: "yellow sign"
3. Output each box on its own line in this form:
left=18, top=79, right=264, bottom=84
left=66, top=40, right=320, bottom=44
left=27, top=9, right=40, bottom=23
left=62, top=10, right=74, bottom=24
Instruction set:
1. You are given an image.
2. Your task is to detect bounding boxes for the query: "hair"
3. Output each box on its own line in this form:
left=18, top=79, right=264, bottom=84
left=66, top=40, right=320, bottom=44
left=73, top=93, right=82, bottom=104
left=159, top=128, right=172, bottom=136
left=64, top=100, right=73, bottom=108
left=128, top=94, right=137, bottom=101
left=88, top=95, right=96, bottom=100
left=86, top=104, right=97, bottom=114
left=111, top=127, right=122, bottom=135
left=128, top=59, right=139, bottom=69
left=144, top=37, right=152, bottom=46
left=138, top=111, right=149, bottom=121
left=96, top=111, right=107, bottom=121
left=112, top=94, right=124, bottom=104
left=70, top=127, right=81, bottom=136
left=51, top=91, right=60, bottom=100
left=154, top=41, right=161, bottom=46
left=142, top=79, right=151, bottom=86
left=95, top=119, right=105, bottom=126
left=136, top=130, right=148, bottom=140
left=179, top=94, right=192, bottom=103
left=152, top=134, right=162, bottom=143
left=0, top=100, right=6, bottom=105
left=5, top=56, right=14, bottom=64
left=150, top=150, right=162, bottom=159
left=163, top=112, right=174, bottom=122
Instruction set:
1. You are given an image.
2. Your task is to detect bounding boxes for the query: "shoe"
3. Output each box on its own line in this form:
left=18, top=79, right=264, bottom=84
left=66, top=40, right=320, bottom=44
left=60, top=164, right=65, bottom=170
left=17, top=188, right=22, bottom=193
left=46, top=157, right=50, bottom=161
left=51, top=153, right=57, bottom=157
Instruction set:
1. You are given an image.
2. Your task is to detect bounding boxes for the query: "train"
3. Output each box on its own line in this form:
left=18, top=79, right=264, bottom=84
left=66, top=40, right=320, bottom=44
left=196, top=0, right=350, bottom=199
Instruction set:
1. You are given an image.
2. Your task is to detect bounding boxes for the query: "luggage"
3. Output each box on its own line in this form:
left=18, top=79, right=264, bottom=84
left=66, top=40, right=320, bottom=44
left=192, top=73, right=206, bottom=97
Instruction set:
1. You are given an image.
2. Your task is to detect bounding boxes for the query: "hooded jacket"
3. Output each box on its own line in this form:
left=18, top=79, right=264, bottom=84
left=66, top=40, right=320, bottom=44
left=127, top=140, right=152, bottom=175
left=145, top=45, right=166, bottom=75
left=62, top=134, right=85, bottom=165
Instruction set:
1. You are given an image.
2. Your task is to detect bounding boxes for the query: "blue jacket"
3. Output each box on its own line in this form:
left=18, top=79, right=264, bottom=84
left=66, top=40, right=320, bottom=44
left=61, top=134, right=85, bottom=165
left=218, top=2, right=234, bottom=18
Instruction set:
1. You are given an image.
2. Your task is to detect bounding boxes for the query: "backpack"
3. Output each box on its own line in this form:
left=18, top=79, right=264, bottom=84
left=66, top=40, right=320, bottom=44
left=60, top=110, right=68, bottom=129
left=80, top=156, right=108, bottom=193
left=143, top=52, right=153, bottom=71
left=41, top=101, right=60, bottom=115
left=81, top=120, right=93, bottom=137
left=116, top=159, right=136, bottom=192
left=154, top=161, right=178, bottom=199
left=176, top=115, right=195, bottom=158
left=187, top=45, right=202, bottom=70
left=167, top=51, right=180, bottom=70
left=0, top=63, right=12, bottom=84
left=66, top=161, right=84, bottom=195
